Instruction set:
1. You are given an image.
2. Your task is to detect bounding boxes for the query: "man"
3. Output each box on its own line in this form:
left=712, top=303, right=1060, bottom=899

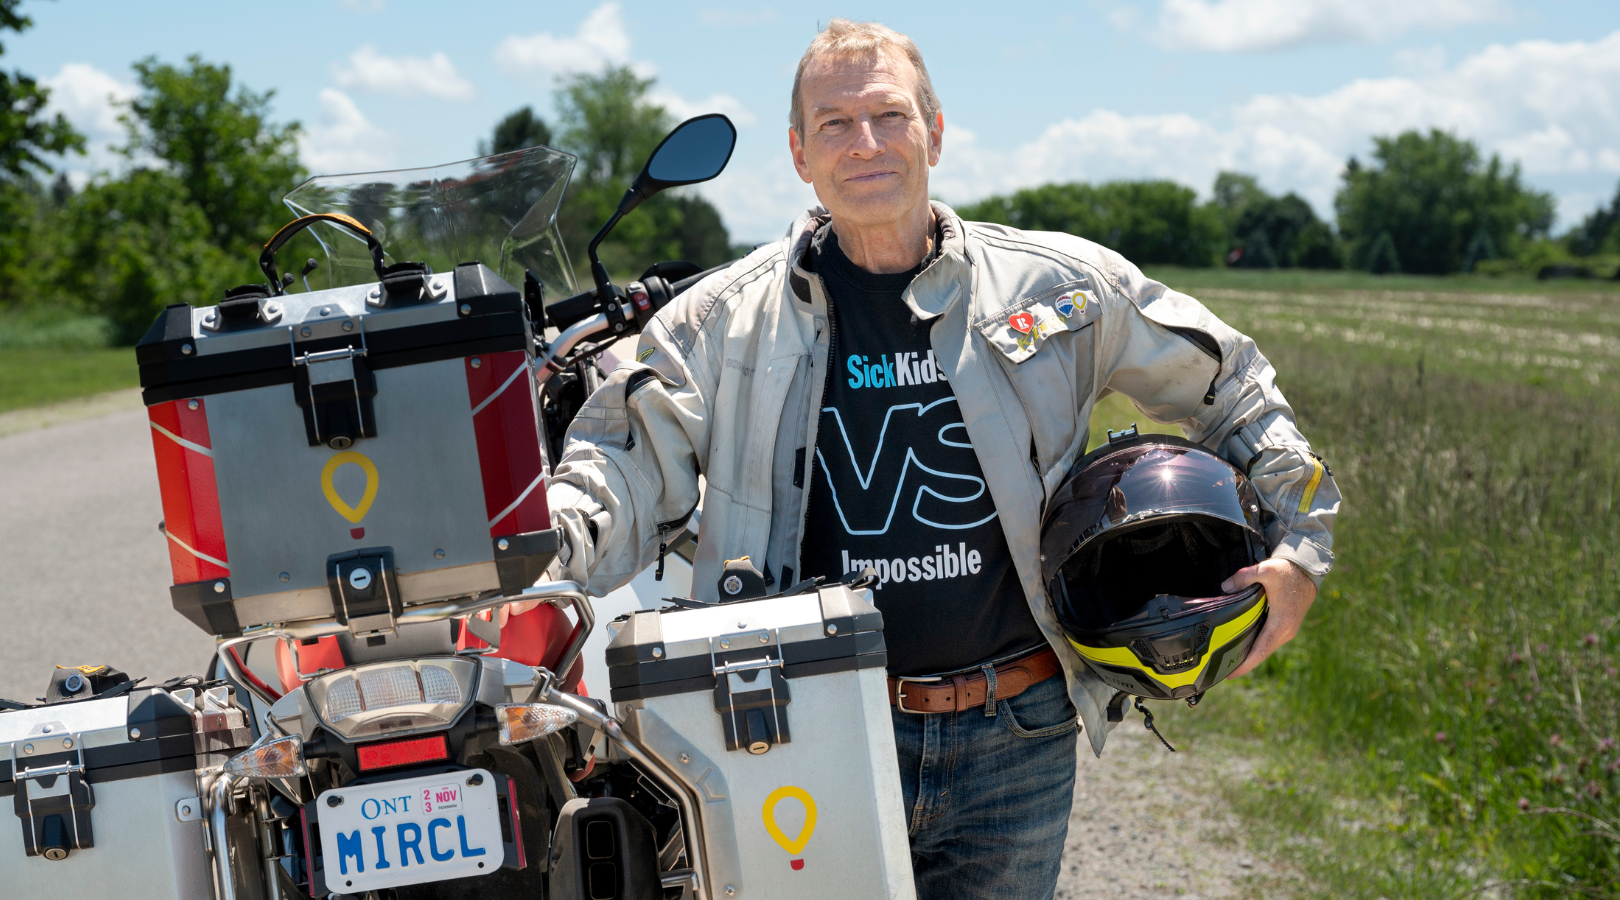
left=543, top=18, right=1339, bottom=899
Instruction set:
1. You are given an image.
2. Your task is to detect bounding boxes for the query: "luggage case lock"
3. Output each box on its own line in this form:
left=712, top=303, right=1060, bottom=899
left=10, top=730, right=94, bottom=860
left=710, top=647, right=792, bottom=756
left=326, top=549, right=402, bottom=637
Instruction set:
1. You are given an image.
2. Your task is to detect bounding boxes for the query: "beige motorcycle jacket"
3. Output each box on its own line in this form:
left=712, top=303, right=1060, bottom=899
left=547, top=202, right=1339, bottom=756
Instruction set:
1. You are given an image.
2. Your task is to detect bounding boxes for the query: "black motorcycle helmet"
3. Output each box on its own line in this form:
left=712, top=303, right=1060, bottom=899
left=1041, top=427, right=1269, bottom=703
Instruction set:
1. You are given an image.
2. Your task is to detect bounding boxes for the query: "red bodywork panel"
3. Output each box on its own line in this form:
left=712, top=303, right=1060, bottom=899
left=148, top=398, right=230, bottom=583
left=466, top=350, right=550, bottom=536
left=273, top=603, right=587, bottom=696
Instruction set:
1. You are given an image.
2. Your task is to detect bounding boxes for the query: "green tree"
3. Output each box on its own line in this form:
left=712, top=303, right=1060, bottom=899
left=61, top=56, right=309, bottom=340
left=1568, top=180, right=1620, bottom=258
left=0, top=0, right=85, bottom=308
left=958, top=180, right=1224, bottom=267
left=481, top=106, right=552, bottom=156
left=56, top=169, right=237, bottom=342
left=0, top=0, right=82, bottom=180
left=1209, top=171, right=1341, bottom=269
left=548, top=65, right=732, bottom=276
left=1335, top=130, right=1554, bottom=274
left=121, top=55, right=304, bottom=259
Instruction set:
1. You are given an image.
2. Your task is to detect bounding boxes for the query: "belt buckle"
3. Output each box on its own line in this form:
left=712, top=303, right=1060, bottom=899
left=893, top=675, right=942, bottom=714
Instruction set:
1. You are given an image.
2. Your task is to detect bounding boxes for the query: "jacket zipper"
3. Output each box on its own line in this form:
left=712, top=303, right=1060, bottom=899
left=654, top=501, right=699, bottom=581
left=796, top=288, right=837, bottom=576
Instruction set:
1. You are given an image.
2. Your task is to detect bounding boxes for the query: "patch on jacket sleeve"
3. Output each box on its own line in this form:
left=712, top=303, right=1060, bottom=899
left=976, top=280, right=1101, bottom=363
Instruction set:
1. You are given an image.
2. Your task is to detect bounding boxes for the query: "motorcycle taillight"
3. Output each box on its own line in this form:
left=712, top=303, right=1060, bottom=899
left=356, top=734, right=450, bottom=771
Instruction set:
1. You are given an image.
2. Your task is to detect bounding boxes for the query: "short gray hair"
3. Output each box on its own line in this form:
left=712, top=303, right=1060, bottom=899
left=789, top=18, right=941, bottom=137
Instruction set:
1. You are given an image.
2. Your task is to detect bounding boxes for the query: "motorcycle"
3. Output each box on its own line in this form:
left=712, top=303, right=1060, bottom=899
left=205, top=114, right=742, bottom=900
left=3, top=115, right=732, bottom=900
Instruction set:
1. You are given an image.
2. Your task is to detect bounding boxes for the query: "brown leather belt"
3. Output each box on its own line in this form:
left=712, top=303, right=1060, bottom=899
left=888, top=647, right=1062, bottom=714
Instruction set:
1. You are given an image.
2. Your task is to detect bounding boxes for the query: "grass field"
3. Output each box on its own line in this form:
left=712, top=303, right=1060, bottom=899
left=0, top=348, right=139, bottom=413
left=1093, top=270, right=1620, bottom=898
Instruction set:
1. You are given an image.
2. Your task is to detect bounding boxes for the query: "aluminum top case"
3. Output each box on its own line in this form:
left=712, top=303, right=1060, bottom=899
left=605, top=581, right=916, bottom=900
left=1, top=681, right=256, bottom=898
left=137, top=261, right=557, bottom=637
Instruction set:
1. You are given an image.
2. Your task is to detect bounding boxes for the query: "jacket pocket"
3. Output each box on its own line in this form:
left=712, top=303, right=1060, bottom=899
left=974, top=279, right=1102, bottom=364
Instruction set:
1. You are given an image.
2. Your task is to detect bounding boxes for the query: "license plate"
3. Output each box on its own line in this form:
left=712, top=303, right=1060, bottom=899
left=317, top=769, right=505, bottom=893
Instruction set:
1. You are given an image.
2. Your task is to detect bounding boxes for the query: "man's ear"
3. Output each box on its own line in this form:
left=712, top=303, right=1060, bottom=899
left=928, top=112, right=943, bottom=167
left=789, top=127, right=813, bottom=184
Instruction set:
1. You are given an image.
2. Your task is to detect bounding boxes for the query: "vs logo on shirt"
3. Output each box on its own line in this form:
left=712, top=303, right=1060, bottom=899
left=847, top=351, right=946, bottom=389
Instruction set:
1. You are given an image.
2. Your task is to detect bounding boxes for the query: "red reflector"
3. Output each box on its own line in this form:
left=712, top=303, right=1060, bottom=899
left=357, top=735, right=449, bottom=771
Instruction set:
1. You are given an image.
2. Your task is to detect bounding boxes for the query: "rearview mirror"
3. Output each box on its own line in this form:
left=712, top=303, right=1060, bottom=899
left=586, top=113, right=737, bottom=295
left=635, top=114, right=737, bottom=196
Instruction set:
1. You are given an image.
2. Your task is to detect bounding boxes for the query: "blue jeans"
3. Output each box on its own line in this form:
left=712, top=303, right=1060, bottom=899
left=892, top=673, right=1079, bottom=900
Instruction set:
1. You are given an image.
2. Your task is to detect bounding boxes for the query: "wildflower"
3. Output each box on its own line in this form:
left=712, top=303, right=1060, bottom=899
left=1586, top=781, right=1602, bottom=798
left=1518, top=797, right=1531, bottom=810
left=1486, top=696, right=1497, bottom=706
left=1550, top=734, right=1565, bottom=747
left=1510, top=653, right=1524, bottom=665
left=1584, top=633, right=1599, bottom=646
left=1435, top=732, right=1448, bottom=743
left=1599, top=738, right=1615, bottom=752
left=1608, top=667, right=1617, bottom=678
left=1537, top=643, right=1549, bottom=653
left=1608, top=758, right=1620, bottom=773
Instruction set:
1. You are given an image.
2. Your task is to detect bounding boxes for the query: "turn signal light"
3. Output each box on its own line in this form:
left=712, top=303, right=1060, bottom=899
left=224, top=733, right=306, bottom=780
left=357, top=734, right=450, bottom=771
left=496, top=703, right=578, bottom=745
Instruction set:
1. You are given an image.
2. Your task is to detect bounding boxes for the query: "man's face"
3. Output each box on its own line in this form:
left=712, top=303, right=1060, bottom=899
left=790, top=48, right=943, bottom=228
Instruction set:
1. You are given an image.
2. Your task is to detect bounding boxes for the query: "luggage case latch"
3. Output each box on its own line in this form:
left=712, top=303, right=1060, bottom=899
left=10, top=733, right=94, bottom=860
left=710, top=653, right=792, bottom=755
left=326, top=549, right=402, bottom=637
left=292, top=323, right=377, bottom=450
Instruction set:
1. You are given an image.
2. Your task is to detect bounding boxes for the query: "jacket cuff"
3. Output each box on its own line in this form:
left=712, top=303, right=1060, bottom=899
left=1269, top=532, right=1333, bottom=589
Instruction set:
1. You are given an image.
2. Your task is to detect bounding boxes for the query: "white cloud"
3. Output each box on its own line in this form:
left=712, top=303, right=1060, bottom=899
left=339, top=0, right=384, bottom=12
left=333, top=44, right=475, bottom=101
left=1152, top=0, right=1509, bottom=53
left=39, top=63, right=138, bottom=173
left=923, top=31, right=1620, bottom=230
left=298, top=89, right=394, bottom=174
left=496, top=2, right=630, bottom=80
left=649, top=89, right=758, bottom=128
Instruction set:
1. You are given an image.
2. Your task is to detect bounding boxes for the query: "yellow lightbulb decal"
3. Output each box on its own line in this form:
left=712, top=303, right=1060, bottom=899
left=762, top=786, right=817, bottom=866
left=320, top=451, right=379, bottom=523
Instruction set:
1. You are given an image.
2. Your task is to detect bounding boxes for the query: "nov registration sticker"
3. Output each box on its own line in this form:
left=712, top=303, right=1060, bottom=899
left=317, top=768, right=505, bottom=893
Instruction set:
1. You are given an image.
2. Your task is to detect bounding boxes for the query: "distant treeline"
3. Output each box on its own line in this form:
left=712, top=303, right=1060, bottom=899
left=0, top=0, right=730, bottom=345
left=958, top=130, right=1620, bottom=279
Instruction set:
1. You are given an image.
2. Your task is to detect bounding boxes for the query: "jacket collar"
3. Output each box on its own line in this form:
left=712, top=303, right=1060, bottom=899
left=784, top=201, right=970, bottom=317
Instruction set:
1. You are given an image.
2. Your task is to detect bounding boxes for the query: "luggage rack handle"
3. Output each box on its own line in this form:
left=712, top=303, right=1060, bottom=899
left=215, top=580, right=595, bottom=707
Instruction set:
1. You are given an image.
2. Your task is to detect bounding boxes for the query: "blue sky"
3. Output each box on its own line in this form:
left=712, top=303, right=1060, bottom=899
left=12, top=0, right=1620, bottom=243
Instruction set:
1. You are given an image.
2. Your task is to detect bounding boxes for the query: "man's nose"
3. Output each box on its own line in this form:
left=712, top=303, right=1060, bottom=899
left=848, top=117, right=882, bottom=158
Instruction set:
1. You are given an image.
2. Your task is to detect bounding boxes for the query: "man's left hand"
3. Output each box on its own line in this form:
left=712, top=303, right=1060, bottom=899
left=1223, top=558, right=1317, bottom=679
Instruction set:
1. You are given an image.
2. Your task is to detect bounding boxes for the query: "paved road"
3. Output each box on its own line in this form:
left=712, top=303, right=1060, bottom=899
left=0, top=391, right=213, bottom=701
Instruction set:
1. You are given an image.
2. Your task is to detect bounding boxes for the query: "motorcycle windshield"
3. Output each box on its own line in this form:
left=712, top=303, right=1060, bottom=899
left=282, top=145, right=578, bottom=297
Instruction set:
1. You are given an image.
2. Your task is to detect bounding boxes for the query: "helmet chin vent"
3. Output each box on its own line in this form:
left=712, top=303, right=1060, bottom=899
left=1131, top=622, right=1213, bottom=674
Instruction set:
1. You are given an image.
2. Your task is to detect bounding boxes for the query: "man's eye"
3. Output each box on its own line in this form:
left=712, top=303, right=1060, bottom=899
left=881, top=111, right=904, bottom=118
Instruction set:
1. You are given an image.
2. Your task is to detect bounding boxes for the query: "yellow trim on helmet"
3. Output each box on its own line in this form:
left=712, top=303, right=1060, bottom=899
left=1067, top=595, right=1266, bottom=690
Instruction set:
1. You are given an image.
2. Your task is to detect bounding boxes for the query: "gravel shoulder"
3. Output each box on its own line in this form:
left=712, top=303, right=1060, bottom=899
left=1057, top=717, right=1294, bottom=899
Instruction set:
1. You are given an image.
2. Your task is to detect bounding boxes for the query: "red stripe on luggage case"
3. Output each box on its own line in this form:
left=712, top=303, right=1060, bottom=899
left=148, top=399, right=229, bottom=583
left=466, top=351, right=550, bottom=536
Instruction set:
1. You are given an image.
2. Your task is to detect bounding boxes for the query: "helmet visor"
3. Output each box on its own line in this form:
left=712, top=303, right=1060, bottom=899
left=1041, top=444, right=1260, bottom=586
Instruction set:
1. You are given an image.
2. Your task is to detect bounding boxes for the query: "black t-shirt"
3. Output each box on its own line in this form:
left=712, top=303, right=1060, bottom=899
left=798, top=226, right=1047, bottom=676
